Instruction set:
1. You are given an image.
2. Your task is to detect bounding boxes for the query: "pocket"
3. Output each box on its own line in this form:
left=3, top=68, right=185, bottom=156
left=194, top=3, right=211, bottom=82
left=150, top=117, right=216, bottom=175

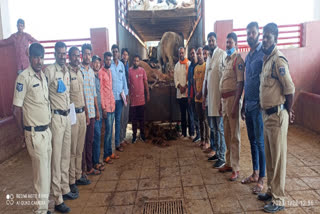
left=30, top=84, right=43, bottom=103
left=71, top=80, right=80, bottom=92
left=31, top=132, right=46, bottom=155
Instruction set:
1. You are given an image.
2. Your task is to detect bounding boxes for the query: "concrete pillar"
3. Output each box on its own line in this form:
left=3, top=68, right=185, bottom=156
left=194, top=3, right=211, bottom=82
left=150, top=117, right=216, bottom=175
left=214, top=20, right=233, bottom=51
left=0, top=0, right=11, bottom=39
left=90, top=28, right=110, bottom=60
left=314, top=0, right=320, bottom=20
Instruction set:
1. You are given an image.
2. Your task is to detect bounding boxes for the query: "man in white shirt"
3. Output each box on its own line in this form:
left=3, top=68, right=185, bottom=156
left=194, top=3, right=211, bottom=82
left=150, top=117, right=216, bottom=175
left=203, top=32, right=227, bottom=169
left=174, top=47, right=191, bottom=139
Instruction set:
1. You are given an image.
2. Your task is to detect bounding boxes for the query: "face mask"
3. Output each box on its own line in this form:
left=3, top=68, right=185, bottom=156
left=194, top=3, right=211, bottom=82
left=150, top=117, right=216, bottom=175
left=227, top=47, right=235, bottom=56
left=57, top=79, right=66, bottom=93
left=262, top=44, right=275, bottom=55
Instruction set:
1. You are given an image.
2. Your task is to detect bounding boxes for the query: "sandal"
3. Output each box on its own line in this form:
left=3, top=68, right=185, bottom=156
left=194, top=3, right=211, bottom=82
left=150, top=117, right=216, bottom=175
left=241, top=175, right=258, bottom=184
left=252, top=183, right=264, bottom=194
left=87, top=168, right=101, bottom=175
left=111, top=153, right=120, bottom=159
left=104, top=156, right=113, bottom=164
left=94, top=163, right=105, bottom=171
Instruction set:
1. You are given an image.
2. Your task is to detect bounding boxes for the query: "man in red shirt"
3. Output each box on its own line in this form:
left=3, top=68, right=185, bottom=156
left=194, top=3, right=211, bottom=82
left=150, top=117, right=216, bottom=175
left=0, top=19, right=38, bottom=74
left=129, top=55, right=150, bottom=143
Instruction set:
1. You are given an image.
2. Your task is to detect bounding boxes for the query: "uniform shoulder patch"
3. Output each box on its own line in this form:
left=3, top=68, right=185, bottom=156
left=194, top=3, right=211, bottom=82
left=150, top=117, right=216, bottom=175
left=16, top=82, right=23, bottom=92
left=279, top=67, right=286, bottom=76
left=238, top=63, right=244, bottom=71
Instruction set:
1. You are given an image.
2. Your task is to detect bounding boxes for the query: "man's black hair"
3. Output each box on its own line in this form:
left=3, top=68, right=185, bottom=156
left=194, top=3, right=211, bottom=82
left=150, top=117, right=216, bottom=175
left=207, top=32, right=217, bottom=39
left=29, top=43, right=44, bottom=57
left=263, top=23, right=279, bottom=42
left=81, top=43, right=92, bottom=53
left=104, top=51, right=113, bottom=59
left=121, top=48, right=129, bottom=55
left=227, top=32, right=238, bottom=43
left=111, top=44, right=119, bottom=51
left=17, top=18, right=25, bottom=26
left=203, top=45, right=210, bottom=51
left=247, top=22, right=259, bottom=31
left=55, top=42, right=67, bottom=52
left=133, top=54, right=140, bottom=60
left=68, top=46, right=79, bottom=57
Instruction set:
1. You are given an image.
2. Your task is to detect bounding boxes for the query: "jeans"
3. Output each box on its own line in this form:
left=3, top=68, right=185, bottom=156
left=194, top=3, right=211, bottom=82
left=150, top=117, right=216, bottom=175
left=187, top=99, right=200, bottom=137
left=206, top=107, right=216, bottom=151
left=92, top=118, right=102, bottom=166
left=130, top=105, right=145, bottom=137
left=178, top=98, right=191, bottom=137
left=195, top=102, right=209, bottom=141
left=114, top=100, right=123, bottom=148
left=208, top=116, right=226, bottom=161
left=103, top=112, right=115, bottom=159
left=120, top=100, right=130, bottom=142
left=82, top=118, right=95, bottom=172
left=245, top=108, right=265, bottom=177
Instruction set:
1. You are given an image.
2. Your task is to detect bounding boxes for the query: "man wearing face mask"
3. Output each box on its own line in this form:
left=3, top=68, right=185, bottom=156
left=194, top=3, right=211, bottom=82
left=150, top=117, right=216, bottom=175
left=257, top=23, right=295, bottom=213
left=45, top=42, right=78, bottom=213
left=129, top=55, right=150, bottom=143
left=219, top=33, right=244, bottom=181
left=240, top=22, right=266, bottom=194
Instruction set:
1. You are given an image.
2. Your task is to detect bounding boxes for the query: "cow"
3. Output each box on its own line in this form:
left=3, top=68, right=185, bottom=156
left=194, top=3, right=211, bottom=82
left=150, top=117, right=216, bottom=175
left=157, top=31, right=184, bottom=75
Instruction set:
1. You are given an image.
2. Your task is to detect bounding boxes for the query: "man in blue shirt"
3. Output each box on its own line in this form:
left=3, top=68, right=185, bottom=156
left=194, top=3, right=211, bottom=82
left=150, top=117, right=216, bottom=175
left=240, top=22, right=265, bottom=194
left=187, top=47, right=200, bottom=143
left=92, top=55, right=105, bottom=171
left=111, top=44, right=129, bottom=152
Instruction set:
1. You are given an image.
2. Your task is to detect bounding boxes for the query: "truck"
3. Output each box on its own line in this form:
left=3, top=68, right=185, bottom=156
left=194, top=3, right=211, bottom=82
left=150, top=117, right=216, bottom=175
left=115, top=0, right=205, bottom=121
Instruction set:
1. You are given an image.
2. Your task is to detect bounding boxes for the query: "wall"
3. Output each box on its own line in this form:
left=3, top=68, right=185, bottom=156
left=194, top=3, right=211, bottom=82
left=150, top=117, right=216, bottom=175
left=0, top=0, right=10, bottom=39
left=117, top=23, right=147, bottom=64
left=187, top=18, right=204, bottom=51
left=90, top=28, right=109, bottom=59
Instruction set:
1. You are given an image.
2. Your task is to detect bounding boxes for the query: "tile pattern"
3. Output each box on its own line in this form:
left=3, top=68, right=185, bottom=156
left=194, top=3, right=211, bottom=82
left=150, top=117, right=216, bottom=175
left=0, top=124, right=320, bottom=213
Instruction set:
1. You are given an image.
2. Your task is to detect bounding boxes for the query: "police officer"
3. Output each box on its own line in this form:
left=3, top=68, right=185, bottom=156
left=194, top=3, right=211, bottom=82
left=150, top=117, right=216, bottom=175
left=13, top=43, right=52, bottom=214
left=68, top=46, right=91, bottom=194
left=257, top=23, right=295, bottom=213
left=45, top=42, right=78, bottom=213
left=219, top=32, right=244, bottom=181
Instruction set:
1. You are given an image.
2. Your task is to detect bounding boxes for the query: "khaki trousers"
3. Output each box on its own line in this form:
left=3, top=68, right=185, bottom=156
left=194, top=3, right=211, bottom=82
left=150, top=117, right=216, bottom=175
left=263, top=109, right=288, bottom=205
left=222, top=95, right=241, bottom=171
left=50, top=113, right=71, bottom=205
left=70, top=112, right=87, bottom=184
left=25, top=128, right=52, bottom=214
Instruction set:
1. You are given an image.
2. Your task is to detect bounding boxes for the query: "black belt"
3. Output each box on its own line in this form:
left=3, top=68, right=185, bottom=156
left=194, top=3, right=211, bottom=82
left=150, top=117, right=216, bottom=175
left=75, top=107, right=85, bottom=114
left=264, top=104, right=285, bottom=115
left=53, top=109, right=70, bottom=116
left=24, top=125, right=49, bottom=132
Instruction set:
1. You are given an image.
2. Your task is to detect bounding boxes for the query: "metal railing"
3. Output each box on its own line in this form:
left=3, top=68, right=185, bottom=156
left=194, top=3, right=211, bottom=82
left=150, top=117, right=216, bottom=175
left=233, top=24, right=303, bottom=52
left=39, top=38, right=91, bottom=64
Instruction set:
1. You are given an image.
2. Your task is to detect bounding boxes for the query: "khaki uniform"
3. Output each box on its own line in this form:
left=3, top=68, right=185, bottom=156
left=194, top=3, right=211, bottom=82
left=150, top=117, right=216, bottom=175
left=260, top=46, right=295, bottom=205
left=13, top=66, right=51, bottom=214
left=219, top=52, right=244, bottom=172
left=68, top=65, right=87, bottom=184
left=45, top=63, right=71, bottom=205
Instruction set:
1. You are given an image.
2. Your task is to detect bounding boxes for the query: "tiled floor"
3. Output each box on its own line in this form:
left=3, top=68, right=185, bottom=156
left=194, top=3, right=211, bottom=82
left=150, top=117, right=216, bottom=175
left=1, top=123, right=320, bottom=214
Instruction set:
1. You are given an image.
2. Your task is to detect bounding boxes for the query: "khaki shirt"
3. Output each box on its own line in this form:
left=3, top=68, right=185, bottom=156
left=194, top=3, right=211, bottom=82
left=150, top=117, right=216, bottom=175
left=219, top=51, right=244, bottom=94
left=260, top=46, right=295, bottom=109
left=68, top=65, right=85, bottom=108
left=45, top=63, right=70, bottom=111
left=12, top=66, right=51, bottom=127
left=204, top=47, right=226, bottom=116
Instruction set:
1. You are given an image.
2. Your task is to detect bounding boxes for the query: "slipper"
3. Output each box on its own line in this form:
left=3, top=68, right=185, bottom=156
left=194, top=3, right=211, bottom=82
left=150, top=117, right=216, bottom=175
left=94, top=163, right=105, bottom=171
left=252, top=183, right=264, bottom=194
left=87, top=169, right=101, bottom=175
left=111, top=153, right=120, bottom=159
left=241, top=175, right=258, bottom=184
left=104, top=157, right=113, bottom=164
